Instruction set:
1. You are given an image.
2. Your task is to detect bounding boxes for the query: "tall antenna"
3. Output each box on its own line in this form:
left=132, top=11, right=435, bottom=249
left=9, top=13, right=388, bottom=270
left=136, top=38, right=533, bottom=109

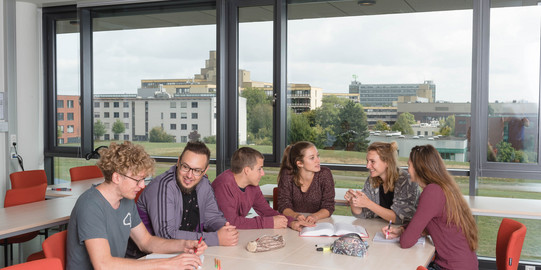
left=352, top=74, right=358, bottom=82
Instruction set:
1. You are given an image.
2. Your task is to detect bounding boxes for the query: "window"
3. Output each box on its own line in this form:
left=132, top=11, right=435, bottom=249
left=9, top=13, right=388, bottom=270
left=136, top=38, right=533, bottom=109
left=57, top=113, right=64, bottom=121
left=113, top=102, right=119, bottom=108
left=181, top=101, right=187, bottom=108
left=124, top=112, right=129, bottom=118
left=123, top=102, right=129, bottom=108
left=104, top=102, right=110, bottom=108
left=170, top=113, right=177, bottom=119
left=124, top=123, right=129, bottom=129
left=191, top=102, right=198, bottom=108
left=57, top=100, right=64, bottom=108
left=67, top=125, right=74, bottom=133
left=171, top=124, right=177, bottom=130
left=181, top=112, right=187, bottom=119
left=124, top=134, right=130, bottom=140
left=104, top=112, right=110, bottom=118
left=94, top=112, right=100, bottom=118
left=181, top=136, right=187, bottom=143
left=114, top=112, right=119, bottom=118
left=191, top=113, right=198, bottom=119
left=170, top=102, right=176, bottom=108
left=104, top=134, right=110, bottom=140
left=67, top=113, right=74, bottom=121
left=192, top=124, right=198, bottom=130
left=94, top=102, right=100, bottom=108
left=181, top=124, right=187, bottom=130
left=67, top=100, right=74, bottom=108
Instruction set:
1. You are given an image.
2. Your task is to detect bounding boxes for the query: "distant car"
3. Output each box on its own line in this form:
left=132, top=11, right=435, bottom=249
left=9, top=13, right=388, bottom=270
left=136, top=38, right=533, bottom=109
left=419, top=135, right=425, bottom=138
left=428, top=137, right=434, bottom=140
left=385, top=134, right=392, bottom=137
left=413, top=136, right=419, bottom=139
left=398, top=135, right=405, bottom=138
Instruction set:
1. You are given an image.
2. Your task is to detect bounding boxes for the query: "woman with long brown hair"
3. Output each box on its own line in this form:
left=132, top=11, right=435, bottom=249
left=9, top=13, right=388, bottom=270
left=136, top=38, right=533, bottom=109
left=277, top=141, right=335, bottom=224
left=345, top=141, right=419, bottom=224
left=383, top=144, right=478, bottom=270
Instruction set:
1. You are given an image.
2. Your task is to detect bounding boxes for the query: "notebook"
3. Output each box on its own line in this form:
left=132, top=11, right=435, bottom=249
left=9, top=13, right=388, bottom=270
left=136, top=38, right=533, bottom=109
left=372, top=231, right=425, bottom=245
left=300, top=222, right=368, bottom=238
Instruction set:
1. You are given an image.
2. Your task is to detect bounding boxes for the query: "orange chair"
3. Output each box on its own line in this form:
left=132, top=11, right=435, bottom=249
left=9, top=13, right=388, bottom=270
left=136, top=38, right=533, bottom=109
left=69, top=165, right=103, bottom=181
left=2, top=184, right=47, bottom=266
left=416, top=266, right=428, bottom=270
left=42, top=230, right=68, bottom=269
left=9, top=170, right=47, bottom=189
left=496, top=218, right=527, bottom=270
left=2, top=258, right=62, bottom=270
left=272, top=187, right=279, bottom=211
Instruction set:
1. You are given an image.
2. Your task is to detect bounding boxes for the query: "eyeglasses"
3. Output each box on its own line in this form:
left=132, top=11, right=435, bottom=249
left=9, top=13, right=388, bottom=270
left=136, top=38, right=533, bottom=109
left=117, top=172, right=146, bottom=185
left=178, top=163, right=205, bottom=176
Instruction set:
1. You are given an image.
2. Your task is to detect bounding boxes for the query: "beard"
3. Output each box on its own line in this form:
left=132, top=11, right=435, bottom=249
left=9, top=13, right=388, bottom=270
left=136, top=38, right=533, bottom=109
left=179, top=184, right=196, bottom=194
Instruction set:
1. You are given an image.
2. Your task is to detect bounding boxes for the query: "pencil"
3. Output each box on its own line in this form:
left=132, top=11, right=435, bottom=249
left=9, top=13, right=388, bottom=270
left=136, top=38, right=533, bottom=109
left=195, top=236, right=202, bottom=253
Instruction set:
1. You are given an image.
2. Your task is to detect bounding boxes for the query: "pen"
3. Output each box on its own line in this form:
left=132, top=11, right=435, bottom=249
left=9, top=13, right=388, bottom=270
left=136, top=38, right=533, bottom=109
left=316, top=246, right=331, bottom=252
left=194, top=236, right=203, bottom=253
left=386, top=220, right=392, bottom=239
left=49, top=187, right=71, bottom=191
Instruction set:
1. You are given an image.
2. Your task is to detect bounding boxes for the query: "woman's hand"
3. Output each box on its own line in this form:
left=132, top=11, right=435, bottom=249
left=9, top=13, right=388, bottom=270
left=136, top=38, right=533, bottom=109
left=305, top=214, right=318, bottom=224
left=349, top=191, right=373, bottom=209
left=382, top=225, right=404, bottom=240
left=289, top=220, right=316, bottom=232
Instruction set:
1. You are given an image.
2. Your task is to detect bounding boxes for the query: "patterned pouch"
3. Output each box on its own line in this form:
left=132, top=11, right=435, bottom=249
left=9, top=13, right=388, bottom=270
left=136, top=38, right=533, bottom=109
left=331, top=233, right=369, bottom=257
left=246, top=234, right=285, bottom=253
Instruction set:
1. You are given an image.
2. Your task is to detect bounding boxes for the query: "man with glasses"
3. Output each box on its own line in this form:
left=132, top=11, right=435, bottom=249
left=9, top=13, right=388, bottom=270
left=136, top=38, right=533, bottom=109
left=136, top=141, right=239, bottom=251
left=67, top=141, right=206, bottom=270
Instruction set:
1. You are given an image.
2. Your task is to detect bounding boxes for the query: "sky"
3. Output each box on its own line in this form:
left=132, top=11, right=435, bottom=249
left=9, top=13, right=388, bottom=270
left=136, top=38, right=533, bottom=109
left=57, top=5, right=541, bottom=104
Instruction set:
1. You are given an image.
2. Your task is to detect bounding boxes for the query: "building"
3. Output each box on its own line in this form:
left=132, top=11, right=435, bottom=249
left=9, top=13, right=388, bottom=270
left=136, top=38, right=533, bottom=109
left=397, top=102, right=470, bottom=123
left=364, top=106, right=397, bottom=127
left=411, top=121, right=440, bottom=137
left=350, top=80, right=436, bottom=107
left=56, top=95, right=81, bottom=144
left=288, top=83, right=323, bottom=113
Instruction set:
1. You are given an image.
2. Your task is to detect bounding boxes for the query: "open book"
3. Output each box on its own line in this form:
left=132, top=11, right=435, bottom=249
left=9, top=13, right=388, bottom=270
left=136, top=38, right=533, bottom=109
left=300, top=222, right=368, bottom=238
left=372, top=231, right=425, bottom=245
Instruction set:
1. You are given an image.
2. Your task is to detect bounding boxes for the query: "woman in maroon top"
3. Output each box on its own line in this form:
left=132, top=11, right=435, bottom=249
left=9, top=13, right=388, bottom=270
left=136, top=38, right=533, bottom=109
left=383, top=145, right=478, bottom=270
left=277, top=141, right=335, bottom=224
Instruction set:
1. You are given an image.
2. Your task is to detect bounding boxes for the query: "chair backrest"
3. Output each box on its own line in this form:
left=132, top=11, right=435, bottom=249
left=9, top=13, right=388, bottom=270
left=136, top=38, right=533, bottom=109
left=42, top=230, right=68, bottom=269
left=416, top=266, right=428, bottom=270
left=272, top=187, right=278, bottom=211
left=3, top=258, right=62, bottom=270
left=496, top=218, right=527, bottom=270
left=135, top=187, right=145, bottom=203
left=4, top=183, right=47, bottom=207
left=69, top=165, right=103, bottom=181
left=9, top=170, right=47, bottom=189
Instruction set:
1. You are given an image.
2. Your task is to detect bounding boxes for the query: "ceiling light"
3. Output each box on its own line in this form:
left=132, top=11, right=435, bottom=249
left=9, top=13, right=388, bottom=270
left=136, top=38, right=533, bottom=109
left=358, top=0, right=376, bottom=6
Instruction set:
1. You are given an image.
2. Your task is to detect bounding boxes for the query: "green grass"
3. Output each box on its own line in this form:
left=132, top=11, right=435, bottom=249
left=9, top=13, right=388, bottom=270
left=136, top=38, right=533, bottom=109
left=54, top=141, right=541, bottom=261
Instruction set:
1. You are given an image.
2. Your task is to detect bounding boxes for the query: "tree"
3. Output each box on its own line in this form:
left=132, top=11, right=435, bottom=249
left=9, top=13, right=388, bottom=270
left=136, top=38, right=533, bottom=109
left=149, top=126, right=175, bottom=142
left=314, top=96, right=349, bottom=131
left=203, top=135, right=216, bottom=144
left=189, top=130, right=201, bottom=142
left=373, top=120, right=391, bottom=131
left=241, top=87, right=273, bottom=144
left=288, top=110, right=315, bottom=144
left=392, top=112, right=415, bottom=135
left=112, top=120, right=126, bottom=138
left=438, top=115, right=455, bottom=136
left=94, top=120, right=106, bottom=140
left=333, top=101, right=370, bottom=151
left=495, top=141, right=529, bottom=163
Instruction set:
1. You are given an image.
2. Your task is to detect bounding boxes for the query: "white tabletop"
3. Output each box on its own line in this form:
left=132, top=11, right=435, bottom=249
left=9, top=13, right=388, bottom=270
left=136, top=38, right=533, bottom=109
left=174, top=216, right=435, bottom=269
left=0, top=178, right=102, bottom=240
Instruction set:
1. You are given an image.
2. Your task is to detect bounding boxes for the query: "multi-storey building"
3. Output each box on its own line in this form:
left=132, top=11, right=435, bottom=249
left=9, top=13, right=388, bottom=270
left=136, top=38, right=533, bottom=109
left=56, top=95, right=81, bottom=144
left=349, top=80, right=436, bottom=106
left=364, top=106, right=398, bottom=127
left=288, top=83, right=323, bottom=113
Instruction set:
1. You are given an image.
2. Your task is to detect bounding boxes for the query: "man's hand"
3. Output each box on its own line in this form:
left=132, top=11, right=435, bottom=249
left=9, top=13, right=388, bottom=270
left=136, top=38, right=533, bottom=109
left=217, top=222, right=239, bottom=246
left=273, top=215, right=288, bottom=229
left=166, top=253, right=202, bottom=270
left=183, top=239, right=207, bottom=255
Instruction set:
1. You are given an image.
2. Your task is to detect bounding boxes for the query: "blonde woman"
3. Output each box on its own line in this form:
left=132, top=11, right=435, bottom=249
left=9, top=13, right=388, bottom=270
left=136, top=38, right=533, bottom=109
left=383, top=145, right=478, bottom=270
left=345, top=142, right=419, bottom=224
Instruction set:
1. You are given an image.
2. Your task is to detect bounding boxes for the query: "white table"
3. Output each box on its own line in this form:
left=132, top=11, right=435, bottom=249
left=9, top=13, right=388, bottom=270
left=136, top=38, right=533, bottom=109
left=149, top=216, right=435, bottom=269
left=0, top=178, right=103, bottom=240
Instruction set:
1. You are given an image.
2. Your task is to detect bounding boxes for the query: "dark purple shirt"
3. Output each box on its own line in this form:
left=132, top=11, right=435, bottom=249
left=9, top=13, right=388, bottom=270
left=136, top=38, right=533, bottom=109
left=401, top=184, right=478, bottom=270
left=277, top=166, right=335, bottom=215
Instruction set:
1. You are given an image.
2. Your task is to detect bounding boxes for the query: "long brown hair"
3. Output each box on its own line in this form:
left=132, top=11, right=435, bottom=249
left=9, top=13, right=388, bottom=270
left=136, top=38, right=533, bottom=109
left=367, top=142, right=399, bottom=192
left=278, top=141, right=315, bottom=187
left=409, top=144, right=478, bottom=251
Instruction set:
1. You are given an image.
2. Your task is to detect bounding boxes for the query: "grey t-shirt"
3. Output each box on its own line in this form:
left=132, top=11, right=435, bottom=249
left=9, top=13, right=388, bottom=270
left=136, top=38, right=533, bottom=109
left=66, top=185, right=142, bottom=270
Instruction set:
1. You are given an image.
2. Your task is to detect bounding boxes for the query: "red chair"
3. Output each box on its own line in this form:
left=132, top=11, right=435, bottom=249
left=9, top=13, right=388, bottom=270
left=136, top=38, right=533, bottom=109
left=2, top=258, right=62, bottom=270
left=416, top=266, right=428, bottom=270
left=496, top=218, right=527, bottom=270
left=69, top=165, right=103, bottom=181
left=272, top=187, right=279, bottom=211
left=9, top=170, right=47, bottom=189
left=2, top=184, right=47, bottom=266
left=42, top=230, right=68, bottom=269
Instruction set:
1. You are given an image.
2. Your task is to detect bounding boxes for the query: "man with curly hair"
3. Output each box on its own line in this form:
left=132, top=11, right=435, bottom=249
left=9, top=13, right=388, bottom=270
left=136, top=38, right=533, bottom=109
left=66, top=141, right=207, bottom=270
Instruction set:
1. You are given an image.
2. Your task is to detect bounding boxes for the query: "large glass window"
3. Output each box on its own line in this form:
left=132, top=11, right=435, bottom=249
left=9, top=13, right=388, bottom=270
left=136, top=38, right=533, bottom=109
left=91, top=4, right=217, bottom=157
left=238, top=5, right=273, bottom=154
